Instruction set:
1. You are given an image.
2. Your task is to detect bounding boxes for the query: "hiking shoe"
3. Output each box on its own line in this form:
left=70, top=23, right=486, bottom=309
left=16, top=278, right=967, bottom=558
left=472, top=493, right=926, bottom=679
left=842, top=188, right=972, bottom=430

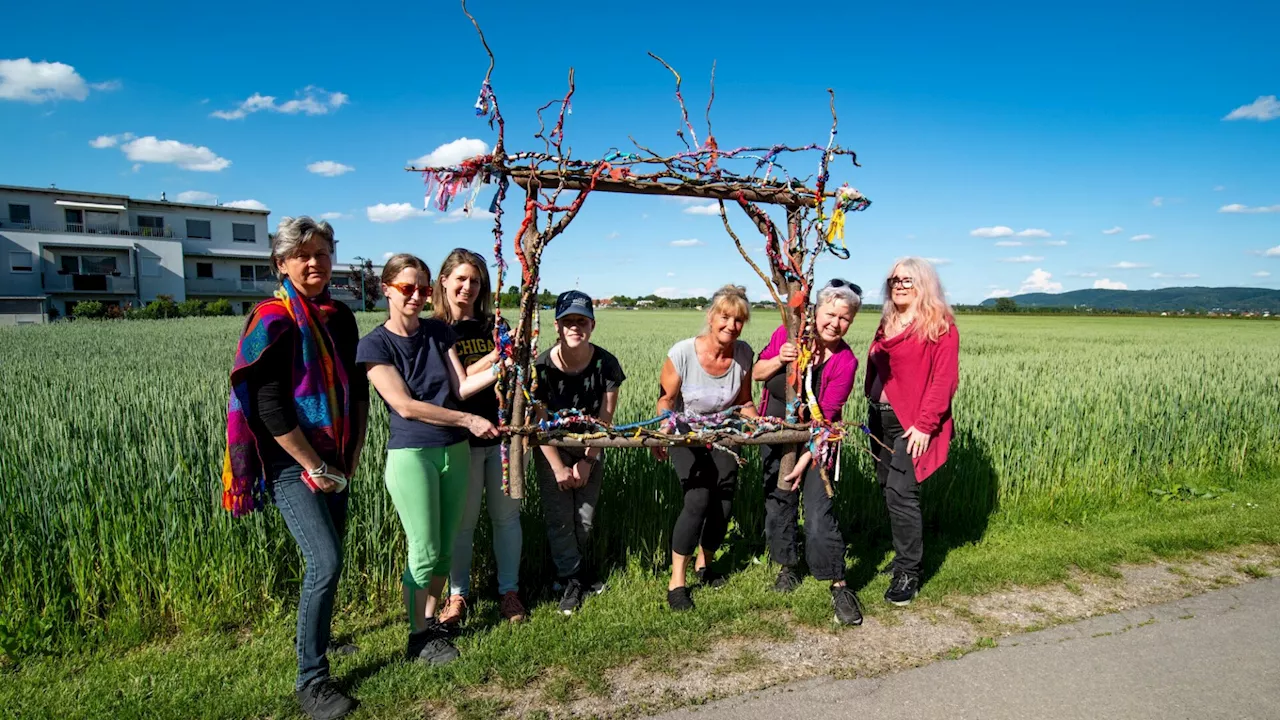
left=831, top=585, right=864, bottom=626
left=559, top=578, right=585, bottom=616
left=296, top=678, right=357, bottom=720
left=884, top=572, right=920, bottom=606
left=499, top=591, right=528, bottom=623
left=438, top=594, right=467, bottom=627
left=667, top=586, right=695, bottom=612
left=773, top=566, right=802, bottom=593
left=406, top=619, right=459, bottom=665
left=696, top=567, right=728, bottom=589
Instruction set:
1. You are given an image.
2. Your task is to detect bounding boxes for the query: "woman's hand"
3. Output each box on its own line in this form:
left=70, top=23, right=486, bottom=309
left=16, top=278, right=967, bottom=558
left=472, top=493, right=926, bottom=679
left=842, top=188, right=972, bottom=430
left=902, top=426, right=931, bottom=459
left=650, top=446, right=668, bottom=462
left=465, top=414, right=500, bottom=440
left=778, top=342, right=800, bottom=363
left=782, top=451, right=811, bottom=491
left=554, top=465, right=575, bottom=491
left=306, top=466, right=348, bottom=494
left=572, top=459, right=594, bottom=488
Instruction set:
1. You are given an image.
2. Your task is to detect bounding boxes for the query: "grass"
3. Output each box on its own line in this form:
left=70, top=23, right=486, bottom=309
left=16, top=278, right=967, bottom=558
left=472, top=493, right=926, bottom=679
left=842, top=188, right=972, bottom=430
left=0, top=311, right=1278, bottom=715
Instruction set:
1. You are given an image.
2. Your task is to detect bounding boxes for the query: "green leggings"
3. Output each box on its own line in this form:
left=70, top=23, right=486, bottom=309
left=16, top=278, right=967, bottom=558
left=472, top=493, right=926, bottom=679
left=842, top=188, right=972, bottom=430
left=385, top=443, right=471, bottom=591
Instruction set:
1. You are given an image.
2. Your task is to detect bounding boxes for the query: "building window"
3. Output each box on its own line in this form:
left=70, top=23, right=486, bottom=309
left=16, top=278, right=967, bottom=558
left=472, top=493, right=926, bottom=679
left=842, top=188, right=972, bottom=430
left=196, top=262, right=213, bottom=278
left=240, top=264, right=273, bottom=288
left=7, top=204, right=31, bottom=226
left=140, top=258, right=160, bottom=278
left=137, top=215, right=165, bottom=237
left=59, top=255, right=118, bottom=275
left=232, top=223, right=257, bottom=243
left=61, top=255, right=79, bottom=274
left=9, top=251, right=33, bottom=273
left=186, top=219, right=212, bottom=240
left=64, top=208, right=85, bottom=232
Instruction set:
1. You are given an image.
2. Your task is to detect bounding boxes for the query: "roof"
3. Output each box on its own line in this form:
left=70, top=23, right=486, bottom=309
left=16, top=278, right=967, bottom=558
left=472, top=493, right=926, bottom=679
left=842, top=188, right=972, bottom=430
left=183, top=247, right=272, bottom=260
left=0, top=183, right=270, bottom=215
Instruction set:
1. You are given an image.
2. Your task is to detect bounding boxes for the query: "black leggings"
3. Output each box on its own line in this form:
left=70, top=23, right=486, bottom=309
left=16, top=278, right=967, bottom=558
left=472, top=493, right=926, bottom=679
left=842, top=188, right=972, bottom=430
left=670, top=447, right=739, bottom=557
left=867, top=402, right=923, bottom=576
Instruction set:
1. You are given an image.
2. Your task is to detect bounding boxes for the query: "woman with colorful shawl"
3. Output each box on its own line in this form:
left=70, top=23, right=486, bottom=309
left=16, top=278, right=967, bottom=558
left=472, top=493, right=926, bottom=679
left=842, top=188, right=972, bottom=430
left=222, top=216, right=368, bottom=720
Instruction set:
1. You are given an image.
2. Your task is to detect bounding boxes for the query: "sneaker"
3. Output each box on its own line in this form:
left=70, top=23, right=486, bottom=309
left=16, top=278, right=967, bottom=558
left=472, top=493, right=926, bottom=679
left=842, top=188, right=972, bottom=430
left=296, top=678, right=357, bottom=720
left=773, top=566, right=802, bottom=593
left=667, top=586, right=695, bottom=612
left=406, top=619, right=460, bottom=665
left=831, top=585, right=864, bottom=626
left=884, top=572, right=920, bottom=606
left=695, top=567, right=728, bottom=589
left=558, top=578, right=585, bottom=615
left=438, top=594, right=467, bottom=627
left=499, top=591, right=528, bottom=623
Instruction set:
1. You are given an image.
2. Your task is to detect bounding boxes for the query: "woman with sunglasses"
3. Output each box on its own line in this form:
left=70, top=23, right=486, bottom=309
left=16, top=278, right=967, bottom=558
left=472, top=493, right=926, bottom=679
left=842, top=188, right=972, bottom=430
left=356, top=253, right=503, bottom=666
left=432, top=248, right=528, bottom=627
left=865, top=257, right=960, bottom=606
left=752, top=278, right=864, bottom=625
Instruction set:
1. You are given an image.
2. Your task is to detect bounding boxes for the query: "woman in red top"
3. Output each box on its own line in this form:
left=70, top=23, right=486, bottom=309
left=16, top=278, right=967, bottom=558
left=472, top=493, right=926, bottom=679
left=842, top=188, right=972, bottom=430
left=865, top=257, right=960, bottom=606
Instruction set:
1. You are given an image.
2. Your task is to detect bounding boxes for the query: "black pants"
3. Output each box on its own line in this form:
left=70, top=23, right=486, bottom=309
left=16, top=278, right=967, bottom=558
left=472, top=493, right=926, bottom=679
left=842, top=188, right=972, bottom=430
left=761, top=444, right=846, bottom=581
left=867, top=402, right=923, bottom=576
left=670, top=447, right=739, bottom=557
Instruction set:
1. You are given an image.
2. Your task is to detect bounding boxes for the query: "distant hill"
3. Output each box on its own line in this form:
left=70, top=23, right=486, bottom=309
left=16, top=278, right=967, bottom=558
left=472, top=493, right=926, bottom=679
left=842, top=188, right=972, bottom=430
left=979, top=286, right=1280, bottom=313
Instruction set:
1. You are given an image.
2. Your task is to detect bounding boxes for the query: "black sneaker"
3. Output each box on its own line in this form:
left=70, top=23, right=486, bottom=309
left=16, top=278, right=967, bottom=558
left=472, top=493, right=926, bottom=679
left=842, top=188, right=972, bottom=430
left=667, top=586, right=695, bottom=612
left=406, top=619, right=460, bottom=665
left=296, top=678, right=357, bottom=720
left=884, top=572, right=920, bottom=606
left=773, top=566, right=802, bottom=593
left=559, top=577, right=585, bottom=615
left=831, top=585, right=864, bottom=626
left=695, top=567, right=728, bottom=589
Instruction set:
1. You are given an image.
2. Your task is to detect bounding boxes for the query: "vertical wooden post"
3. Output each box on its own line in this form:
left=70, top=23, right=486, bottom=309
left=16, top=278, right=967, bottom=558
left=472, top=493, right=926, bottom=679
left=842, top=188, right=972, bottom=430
left=506, top=200, right=540, bottom=499
left=777, top=206, right=805, bottom=489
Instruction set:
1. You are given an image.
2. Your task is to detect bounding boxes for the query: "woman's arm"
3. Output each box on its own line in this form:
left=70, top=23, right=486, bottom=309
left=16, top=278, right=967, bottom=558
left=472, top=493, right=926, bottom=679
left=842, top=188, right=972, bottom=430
left=816, top=353, right=856, bottom=422
left=733, top=376, right=759, bottom=418
left=447, top=346, right=501, bottom=400
left=912, top=326, right=960, bottom=436
left=366, top=363, right=497, bottom=437
left=652, top=358, right=682, bottom=460
left=465, top=347, right=500, bottom=377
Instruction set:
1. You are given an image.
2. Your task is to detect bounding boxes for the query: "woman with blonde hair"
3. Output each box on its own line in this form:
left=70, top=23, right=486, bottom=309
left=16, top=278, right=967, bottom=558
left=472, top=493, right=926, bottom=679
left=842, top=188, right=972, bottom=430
left=654, top=284, right=757, bottom=611
left=865, top=257, right=960, bottom=606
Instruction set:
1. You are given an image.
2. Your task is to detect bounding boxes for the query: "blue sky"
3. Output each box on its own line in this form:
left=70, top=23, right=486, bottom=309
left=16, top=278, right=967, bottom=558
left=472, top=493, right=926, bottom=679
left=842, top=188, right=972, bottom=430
left=2, top=0, right=1277, bottom=303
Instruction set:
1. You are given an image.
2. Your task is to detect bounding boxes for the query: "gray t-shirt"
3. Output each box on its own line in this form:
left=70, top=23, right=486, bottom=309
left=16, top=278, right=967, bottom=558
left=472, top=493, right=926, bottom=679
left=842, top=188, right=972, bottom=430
left=667, top=337, right=754, bottom=415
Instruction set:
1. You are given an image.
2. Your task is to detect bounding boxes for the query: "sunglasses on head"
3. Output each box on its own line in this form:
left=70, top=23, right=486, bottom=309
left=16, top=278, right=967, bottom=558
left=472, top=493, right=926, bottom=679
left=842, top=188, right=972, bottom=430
left=828, top=278, right=863, bottom=296
left=888, top=276, right=915, bottom=289
left=389, top=282, right=431, bottom=298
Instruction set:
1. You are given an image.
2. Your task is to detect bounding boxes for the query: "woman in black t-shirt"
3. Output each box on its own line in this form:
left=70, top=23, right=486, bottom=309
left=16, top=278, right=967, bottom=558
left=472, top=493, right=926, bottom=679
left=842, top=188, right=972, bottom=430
left=430, top=248, right=528, bottom=626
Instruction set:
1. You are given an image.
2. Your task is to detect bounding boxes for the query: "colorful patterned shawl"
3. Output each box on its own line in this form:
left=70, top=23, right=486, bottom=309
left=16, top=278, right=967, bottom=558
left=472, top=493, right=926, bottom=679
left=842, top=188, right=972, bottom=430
left=221, top=278, right=351, bottom=516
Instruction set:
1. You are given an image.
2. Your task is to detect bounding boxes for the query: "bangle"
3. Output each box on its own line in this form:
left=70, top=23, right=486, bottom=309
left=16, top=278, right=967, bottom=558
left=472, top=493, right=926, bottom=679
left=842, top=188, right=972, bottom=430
left=309, top=461, right=327, bottom=476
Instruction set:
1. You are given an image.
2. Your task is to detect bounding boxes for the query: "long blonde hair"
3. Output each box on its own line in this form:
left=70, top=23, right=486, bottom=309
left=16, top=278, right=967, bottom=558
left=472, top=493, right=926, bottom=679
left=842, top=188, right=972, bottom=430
left=880, top=257, right=954, bottom=342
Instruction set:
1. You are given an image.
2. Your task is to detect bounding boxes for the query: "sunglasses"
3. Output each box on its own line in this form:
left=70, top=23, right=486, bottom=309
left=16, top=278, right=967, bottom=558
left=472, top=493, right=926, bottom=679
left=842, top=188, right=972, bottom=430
left=389, top=282, right=432, bottom=298
left=888, top=276, right=915, bottom=289
left=828, top=278, right=863, bottom=296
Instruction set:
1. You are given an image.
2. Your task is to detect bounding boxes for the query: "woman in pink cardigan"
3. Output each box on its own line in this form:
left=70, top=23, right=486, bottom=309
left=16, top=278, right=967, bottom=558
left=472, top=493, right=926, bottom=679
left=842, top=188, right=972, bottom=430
left=865, top=257, right=960, bottom=606
left=753, top=279, right=865, bottom=626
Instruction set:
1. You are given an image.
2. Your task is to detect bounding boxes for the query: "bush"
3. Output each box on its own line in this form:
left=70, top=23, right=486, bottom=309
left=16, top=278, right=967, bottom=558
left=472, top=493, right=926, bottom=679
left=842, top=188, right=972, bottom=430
left=72, top=301, right=105, bottom=319
left=205, top=299, right=233, bottom=317
left=177, top=299, right=206, bottom=318
left=104, top=305, right=124, bottom=320
left=145, top=295, right=180, bottom=320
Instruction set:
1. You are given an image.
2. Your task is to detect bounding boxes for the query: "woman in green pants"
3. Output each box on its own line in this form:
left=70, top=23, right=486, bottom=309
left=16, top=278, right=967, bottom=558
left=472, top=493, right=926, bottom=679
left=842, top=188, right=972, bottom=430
left=357, top=253, right=503, bottom=664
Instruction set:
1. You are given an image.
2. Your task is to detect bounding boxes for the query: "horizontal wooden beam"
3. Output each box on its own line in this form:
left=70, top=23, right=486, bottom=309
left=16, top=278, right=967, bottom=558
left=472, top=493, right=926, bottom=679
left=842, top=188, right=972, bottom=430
left=527, top=429, right=813, bottom=449
left=506, top=168, right=825, bottom=208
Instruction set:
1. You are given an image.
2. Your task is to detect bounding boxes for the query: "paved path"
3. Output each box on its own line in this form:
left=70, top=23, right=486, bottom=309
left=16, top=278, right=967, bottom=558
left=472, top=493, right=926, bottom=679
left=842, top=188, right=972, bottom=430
left=653, top=577, right=1280, bottom=720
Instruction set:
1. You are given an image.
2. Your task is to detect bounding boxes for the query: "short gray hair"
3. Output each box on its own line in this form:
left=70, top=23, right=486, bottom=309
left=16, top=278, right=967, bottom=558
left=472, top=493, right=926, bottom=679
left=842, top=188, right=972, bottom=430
left=271, top=216, right=335, bottom=269
left=817, top=284, right=861, bottom=314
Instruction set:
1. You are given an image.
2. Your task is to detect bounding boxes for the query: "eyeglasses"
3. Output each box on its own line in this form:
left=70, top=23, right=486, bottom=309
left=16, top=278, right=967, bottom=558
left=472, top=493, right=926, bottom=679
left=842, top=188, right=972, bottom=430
left=888, top=276, right=915, bottom=289
left=388, top=282, right=431, bottom=298
left=828, top=278, right=863, bottom=296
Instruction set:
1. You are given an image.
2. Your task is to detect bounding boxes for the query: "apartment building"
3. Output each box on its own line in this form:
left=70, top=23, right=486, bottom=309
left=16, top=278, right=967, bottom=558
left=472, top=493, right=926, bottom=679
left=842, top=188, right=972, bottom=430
left=0, top=183, right=377, bottom=324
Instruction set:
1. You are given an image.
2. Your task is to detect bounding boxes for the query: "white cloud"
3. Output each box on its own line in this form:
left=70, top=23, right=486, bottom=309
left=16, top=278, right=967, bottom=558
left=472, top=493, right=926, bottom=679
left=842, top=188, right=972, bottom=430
left=367, top=203, right=431, bottom=223
left=1045, top=240, right=1069, bottom=246
left=683, top=203, right=722, bottom=216
left=212, top=86, right=348, bottom=120
left=1066, top=271, right=1099, bottom=278
left=90, top=80, right=121, bottom=92
left=98, top=135, right=231, bottom=172
left=1130, top=233, right=1155, bottom=242
left=1214, top=185, right=1226, bottom=192
left=382, top=252, right=395, bottom=260
left=1224, top=95, right=1280, bottom=122
left=1018, top=269, right=1062, bottom=294
left=970, top=226, right=1015, bottom=238
left=88, top=132, right=134, bottom=148
left=1219, top=203, right=1280, bottom=214
left=923, top=257, right=952, bottom=266
left=1102, top=226, right=1123, bottom=235
left=436, top=207, right=496, bottom=224
left=1110, top=261, right=1150, bottom=269
left=605, top=231, right=621, bottom=240
left=176, top=190, right=216, bottom=204
left=1093, top=279, right=1128, bottom=290
left=1264, top=245, right=1280, bottom=257
left=411, top=137, right=490, bottom=167
left=319, top=211, right=348, bottom=220
left=306, top=160, right=354, bottom=177
left=1151, top=197, right=1164, bottom=207
left=1016, top=228, right=1051, bottom=238
left=985, top=288, right=1013, bottom=299
left=1255, top=271, right=1272, bottom=278
left=653, top=286, right=713, bottom=299
left=670, top=238, right=704, bottom=247
left=223, top=199, right=268, bottom=211
left=1001, top=255, right=1044, bottom=263
left=1151, top=272, right=1199, bottom=279
left=994, top=240, right=1026, bottom=247
left=0, top=58, right=98, bottom=102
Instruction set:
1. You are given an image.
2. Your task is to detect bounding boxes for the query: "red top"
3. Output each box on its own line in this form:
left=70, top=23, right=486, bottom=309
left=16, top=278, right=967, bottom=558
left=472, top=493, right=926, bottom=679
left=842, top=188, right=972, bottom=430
left=865, top=322, right=960, bottom=482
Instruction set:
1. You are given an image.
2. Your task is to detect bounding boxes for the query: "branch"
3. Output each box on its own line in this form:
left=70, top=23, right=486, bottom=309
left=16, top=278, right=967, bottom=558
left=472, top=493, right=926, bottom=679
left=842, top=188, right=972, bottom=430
left=648, top=52, right=698, bottom=151
left=718, top=200, right=785, bottom=314
left=461, top=0, right=494, bottom=85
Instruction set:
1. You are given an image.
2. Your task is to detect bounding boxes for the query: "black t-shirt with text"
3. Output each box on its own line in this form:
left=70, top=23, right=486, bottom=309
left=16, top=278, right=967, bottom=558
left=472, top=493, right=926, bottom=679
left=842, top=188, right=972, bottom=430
left=451, top=316, right=504, bottom=446
left=533, top=344, right=626, bottom=416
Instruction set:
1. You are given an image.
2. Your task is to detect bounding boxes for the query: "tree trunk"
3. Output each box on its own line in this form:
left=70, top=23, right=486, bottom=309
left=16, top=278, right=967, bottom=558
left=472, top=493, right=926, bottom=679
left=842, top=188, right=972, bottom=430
left=777, top=207, right=805, bottom=489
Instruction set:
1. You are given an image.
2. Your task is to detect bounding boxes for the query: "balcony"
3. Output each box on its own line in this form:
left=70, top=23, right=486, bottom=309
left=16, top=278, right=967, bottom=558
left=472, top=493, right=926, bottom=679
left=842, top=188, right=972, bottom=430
left=186, top=277, right=278, bottom=296
left=0, top=220, right=176, bottom=238
left=44, top=273, right=136, bottom=294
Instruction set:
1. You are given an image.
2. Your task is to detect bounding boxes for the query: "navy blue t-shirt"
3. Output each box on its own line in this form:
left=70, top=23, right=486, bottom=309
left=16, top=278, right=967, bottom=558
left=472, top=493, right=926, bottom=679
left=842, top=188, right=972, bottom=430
left=356, top=321, right=468, bottom=449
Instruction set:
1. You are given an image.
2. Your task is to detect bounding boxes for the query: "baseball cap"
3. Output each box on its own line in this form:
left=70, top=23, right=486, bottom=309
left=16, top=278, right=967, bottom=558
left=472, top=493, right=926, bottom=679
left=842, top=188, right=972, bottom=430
left=555, top=290, right=595, bottom=320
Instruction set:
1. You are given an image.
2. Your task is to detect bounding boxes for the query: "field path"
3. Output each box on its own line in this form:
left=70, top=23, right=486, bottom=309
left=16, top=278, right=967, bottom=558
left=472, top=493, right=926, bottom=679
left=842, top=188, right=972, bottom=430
left=650, top=576, right=1280, bottom=719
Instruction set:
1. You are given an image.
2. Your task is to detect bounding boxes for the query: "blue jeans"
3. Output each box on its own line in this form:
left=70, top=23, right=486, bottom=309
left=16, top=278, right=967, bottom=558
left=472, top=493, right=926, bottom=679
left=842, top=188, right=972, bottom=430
left=269, top=464, right=348, bottom=691
left=449, top=444, right=524, bottom=596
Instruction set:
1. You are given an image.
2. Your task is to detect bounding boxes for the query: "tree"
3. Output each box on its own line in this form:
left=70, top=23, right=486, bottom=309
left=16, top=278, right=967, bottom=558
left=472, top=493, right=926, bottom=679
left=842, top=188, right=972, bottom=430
left=500, top=285, right=520, bottom=308
left=537, top=288, right=555, bottom=307
left=347, top=256, right=380, bottom=311
left=994, top=297, right=1018, bottom=313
